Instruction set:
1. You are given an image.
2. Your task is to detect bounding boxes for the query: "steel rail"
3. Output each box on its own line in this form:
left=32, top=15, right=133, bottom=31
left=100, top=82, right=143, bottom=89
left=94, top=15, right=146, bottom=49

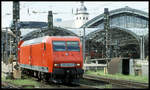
left=83, top=74, right=148, bottom=88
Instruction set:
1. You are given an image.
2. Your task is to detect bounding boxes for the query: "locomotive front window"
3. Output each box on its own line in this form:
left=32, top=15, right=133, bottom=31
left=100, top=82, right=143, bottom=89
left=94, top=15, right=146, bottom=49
left=67, top=41, right=80, bottom=51
left=53, top=41, right=66, bottom=51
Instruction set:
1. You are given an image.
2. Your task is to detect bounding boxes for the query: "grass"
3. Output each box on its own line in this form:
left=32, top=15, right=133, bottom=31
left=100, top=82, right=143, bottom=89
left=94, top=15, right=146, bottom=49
left=2, top=75, right=41, bottom=88
left=85, top=70, right=148, bottom=83
left=8, top=79, right=39, bottom=86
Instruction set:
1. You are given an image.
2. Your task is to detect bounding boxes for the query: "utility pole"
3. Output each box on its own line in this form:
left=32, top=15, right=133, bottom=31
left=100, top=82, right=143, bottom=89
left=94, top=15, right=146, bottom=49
left=140, top=36, right=145, bottom=60
left=104, top=8, right=110, bottom=73
left=2, top=36, right=3, bottom=61
left=143, top=36, right=145, bottom=59
left=12, top=1, right=20, bottom=61
left=48, top=11, right=53, bottom=29
left=5, top=27, right=8, bottom=65
left=9, top=1, right=21, bottom=75
left=83, top=26, right=86, bottom=63
left=11, top=1, right=22, bottom=79
left=48, top=11, right=54, bottom=36
left=10, top=36, right=12, bottom=55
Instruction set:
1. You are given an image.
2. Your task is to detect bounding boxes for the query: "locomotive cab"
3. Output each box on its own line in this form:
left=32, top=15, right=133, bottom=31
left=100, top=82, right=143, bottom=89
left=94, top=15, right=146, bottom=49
left=51, top=37, right=84, bottom=83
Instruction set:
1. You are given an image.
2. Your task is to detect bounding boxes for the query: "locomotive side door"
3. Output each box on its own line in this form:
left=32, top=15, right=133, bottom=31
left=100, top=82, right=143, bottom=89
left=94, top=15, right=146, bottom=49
left=29, top=45, right=32, bottom=65
left=42, top=43, right=46, bottom=66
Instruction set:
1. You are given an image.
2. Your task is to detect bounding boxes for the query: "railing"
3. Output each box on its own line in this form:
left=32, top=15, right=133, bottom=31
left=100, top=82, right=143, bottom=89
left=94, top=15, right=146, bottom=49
left=83, top=63, right=107, bottom=70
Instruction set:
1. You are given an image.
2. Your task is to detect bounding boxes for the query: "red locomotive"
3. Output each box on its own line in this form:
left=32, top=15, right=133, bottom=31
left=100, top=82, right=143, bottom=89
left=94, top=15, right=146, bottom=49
left=18, top=36, right=84, bottom=83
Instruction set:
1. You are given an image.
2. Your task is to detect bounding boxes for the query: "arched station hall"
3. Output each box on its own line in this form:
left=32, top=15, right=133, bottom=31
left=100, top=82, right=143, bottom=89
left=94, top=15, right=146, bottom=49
left=80, top=6, right=148, bottom=60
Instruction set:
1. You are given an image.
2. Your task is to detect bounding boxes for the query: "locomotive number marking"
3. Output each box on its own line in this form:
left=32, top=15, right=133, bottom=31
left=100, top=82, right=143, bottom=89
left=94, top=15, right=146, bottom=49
left=60, top=63, right=75, bottom=67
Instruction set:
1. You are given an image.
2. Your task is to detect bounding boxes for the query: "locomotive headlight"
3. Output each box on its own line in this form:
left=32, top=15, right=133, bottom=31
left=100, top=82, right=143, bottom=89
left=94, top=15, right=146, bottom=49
left=77, top=63, right=80, bottom=66
left=54, top=64, right=59, bottom=67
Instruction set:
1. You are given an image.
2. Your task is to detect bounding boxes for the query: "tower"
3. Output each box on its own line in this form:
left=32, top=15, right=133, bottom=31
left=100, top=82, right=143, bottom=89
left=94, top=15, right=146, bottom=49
left=74, top=1, right=89, bottom=28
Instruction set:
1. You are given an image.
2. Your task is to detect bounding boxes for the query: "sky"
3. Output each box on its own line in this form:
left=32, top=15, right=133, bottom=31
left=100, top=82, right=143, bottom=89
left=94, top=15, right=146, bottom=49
left=1, top=1, right=149, bottom=28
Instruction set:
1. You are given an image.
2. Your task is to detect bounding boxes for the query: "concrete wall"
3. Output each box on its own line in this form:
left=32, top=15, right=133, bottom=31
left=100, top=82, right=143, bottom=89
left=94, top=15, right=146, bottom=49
left=118, top=59, right=122, bottom=74
left=129, top=59, right=135, bottom=75
left=141, top=61, right=149, bottom=77
left=129, top=59, right=149, bottom=77
left=108, top=57, right=122, bottom=74
left=1, top=61, right=13, bottom=73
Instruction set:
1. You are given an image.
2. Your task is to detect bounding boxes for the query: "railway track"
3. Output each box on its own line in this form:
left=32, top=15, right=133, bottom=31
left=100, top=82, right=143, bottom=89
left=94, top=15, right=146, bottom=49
left=2, top=81, right=20, bottom=88
left=2, top=81, right=35, bottom=89
left=3, top=72, right=148, bottom=89
left=37, top=79, right=99, bottom=89
left=83, top=74, right=149, bottom=88
left=36, top=77, right=100, bottom=89
left=2, top=73, right=105, bottom=89
left=2, top=73, right=100, bottom=89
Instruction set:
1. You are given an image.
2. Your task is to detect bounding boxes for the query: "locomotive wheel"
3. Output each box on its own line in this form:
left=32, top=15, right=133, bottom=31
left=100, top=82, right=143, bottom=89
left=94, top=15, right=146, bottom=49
left=41, top=72, right=45, bottom=81
left=26, top=69, right=30, bottom=75
left=21, top=68, right=25, bottom=74
left=45, top=74, right=50, bottom=82
left=29, top=70, right=34, bottom=77
left=43, top=73, right=49, bottom=82
left=37, top=72, right=41, bottom=81
left=31, top=71, right=34, bottom=77
left=34, top=71, right=38, bottom=78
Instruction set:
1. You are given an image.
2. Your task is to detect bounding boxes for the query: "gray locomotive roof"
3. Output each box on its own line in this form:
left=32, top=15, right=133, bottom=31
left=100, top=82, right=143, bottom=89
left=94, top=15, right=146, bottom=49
left=21, top=36, right=48, bottom=47
left=21, top=36, right=79, bottom=47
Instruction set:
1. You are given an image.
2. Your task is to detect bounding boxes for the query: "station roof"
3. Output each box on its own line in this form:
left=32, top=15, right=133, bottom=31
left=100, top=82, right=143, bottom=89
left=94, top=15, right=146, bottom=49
left=81, top=6, right=148, bottom=28
left=54, top=6, right=148, bottom=39
left=18, top=21, right=48, bottom=28
left=68, top=27, right=148, bottom=37
left=20, top=26, right=77, bottom=41
left=9, top=21, right=77, bottom=38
